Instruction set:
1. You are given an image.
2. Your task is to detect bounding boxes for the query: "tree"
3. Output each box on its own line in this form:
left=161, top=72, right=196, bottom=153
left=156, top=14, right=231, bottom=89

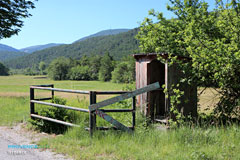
left=0, top=0, right=35, bottom=39
left=39, top=61, right=46, bottom=75
left=88, top=55, right=102, bottom=80
left=111, top=62, right=129, bottom=83
left=47, top=57, right=71, bottom=80
left=0, top=62, right=9, bottom=75
left=68, top=65, right=90, bottom=80
left=98, top=53, right=114, bottom=81
left=78, top=55, right=89, bottom=66
left=137, top=0, right=240, bottom=120
left=111, top=56, right=135, bottom=83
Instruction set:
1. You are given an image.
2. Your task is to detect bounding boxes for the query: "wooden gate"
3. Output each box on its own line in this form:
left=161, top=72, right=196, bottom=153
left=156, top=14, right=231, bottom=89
left=88, top=82, right=160, bottom=134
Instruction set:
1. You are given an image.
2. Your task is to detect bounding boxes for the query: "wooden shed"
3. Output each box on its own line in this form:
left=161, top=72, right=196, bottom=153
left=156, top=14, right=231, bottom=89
left=133, top=53, right=197, bottom=121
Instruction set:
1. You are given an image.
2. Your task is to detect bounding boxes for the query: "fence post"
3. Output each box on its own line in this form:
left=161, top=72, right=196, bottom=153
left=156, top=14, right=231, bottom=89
left=132, top=96, right=136, bottom=130
left=89, top=91, right=97, bottom=136
left=50, top=84, right=54, bottom=101
left=30, top=88, right=35, bottom=118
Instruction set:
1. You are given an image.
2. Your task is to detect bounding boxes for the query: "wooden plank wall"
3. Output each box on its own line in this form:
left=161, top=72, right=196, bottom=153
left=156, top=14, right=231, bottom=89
left=135, top=58, right=149, bottom=115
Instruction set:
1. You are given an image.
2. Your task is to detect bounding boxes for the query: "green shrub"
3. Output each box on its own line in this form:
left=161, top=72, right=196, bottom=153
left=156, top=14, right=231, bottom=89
left=29, top=97, right=73, bottom=134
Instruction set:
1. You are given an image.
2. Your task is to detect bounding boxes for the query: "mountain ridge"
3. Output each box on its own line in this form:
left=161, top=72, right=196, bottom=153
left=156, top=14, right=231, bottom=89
left=0, top=44, right=28, bottom=62
left=4, top=28, right=139, bottom=69
left=0, top=43, right=19, bottom=52
left=74, top=29, right=130, bottom=43
left=0, top=51, right=28, bottom=62
left=20, top=43, right=64, bottom=53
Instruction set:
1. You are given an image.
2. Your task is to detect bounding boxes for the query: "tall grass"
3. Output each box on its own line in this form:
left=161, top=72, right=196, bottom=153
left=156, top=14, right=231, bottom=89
left=37, top=97, right=240, bottom=160
left=39, top=124, right=240, bottom=160
left=0, top=97, right=29, bottom=125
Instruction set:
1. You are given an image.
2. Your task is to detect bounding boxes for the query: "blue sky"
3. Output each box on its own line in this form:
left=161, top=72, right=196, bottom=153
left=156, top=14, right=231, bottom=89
left=0, top=0, right=216, bottom=49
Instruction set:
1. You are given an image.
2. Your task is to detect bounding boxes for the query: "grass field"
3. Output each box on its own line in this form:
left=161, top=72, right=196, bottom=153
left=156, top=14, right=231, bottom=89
left=0, top=75, right=238, bottom=160
left=0, top=75, right=126, bottom=125
left=0, top=75, right=125, bottom=95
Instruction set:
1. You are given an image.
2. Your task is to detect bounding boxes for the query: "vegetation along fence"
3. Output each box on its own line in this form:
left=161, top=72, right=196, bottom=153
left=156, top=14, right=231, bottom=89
left=30, top=82, right=160, bottom=135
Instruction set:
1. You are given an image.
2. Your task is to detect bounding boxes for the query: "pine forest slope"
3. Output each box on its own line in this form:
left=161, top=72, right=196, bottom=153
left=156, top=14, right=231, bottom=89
left=0, top=44, right=29, bottom=61
left=20, top=43, right=64, bottom=53
left=5, top=28, right=139, bottom=69
left=75, top=29, right=130, bottom=42
left=0, top=51, right=28, bottom=62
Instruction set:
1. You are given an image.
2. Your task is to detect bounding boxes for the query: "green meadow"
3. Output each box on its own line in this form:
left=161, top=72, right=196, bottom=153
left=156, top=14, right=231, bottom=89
left=0, top=75, right=239, bottom=160
left=0, top=75, right=124, bottom=93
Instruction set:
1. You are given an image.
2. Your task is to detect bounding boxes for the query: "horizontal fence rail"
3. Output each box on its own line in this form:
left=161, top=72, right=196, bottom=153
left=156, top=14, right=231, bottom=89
left=32, top=84, right=54, bottom=87
left=31, top=114, right=80, bottom=127
left=30, top=86, right=90, bottom=94
left=94, top=91, right=129, bottom=95
left=98, top=109, right=133, bottom=112
left=31, top=100, right=89, bottom=112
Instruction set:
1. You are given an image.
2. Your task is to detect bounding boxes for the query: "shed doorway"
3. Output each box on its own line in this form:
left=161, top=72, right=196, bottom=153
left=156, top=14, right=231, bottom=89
left=147, top=59, right=165, bottom=120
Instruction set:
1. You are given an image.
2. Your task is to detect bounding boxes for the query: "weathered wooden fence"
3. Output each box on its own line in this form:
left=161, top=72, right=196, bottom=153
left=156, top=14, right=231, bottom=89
left=30, top=82, right=160, bottom=135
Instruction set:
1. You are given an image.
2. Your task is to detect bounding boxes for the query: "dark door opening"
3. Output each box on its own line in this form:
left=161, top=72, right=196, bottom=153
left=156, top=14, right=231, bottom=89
left=147, top=60, right=165, bottom=120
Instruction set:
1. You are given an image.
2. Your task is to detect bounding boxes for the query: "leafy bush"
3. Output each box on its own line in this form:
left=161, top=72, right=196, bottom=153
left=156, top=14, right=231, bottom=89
left=29, top=97, right=73, bottom=134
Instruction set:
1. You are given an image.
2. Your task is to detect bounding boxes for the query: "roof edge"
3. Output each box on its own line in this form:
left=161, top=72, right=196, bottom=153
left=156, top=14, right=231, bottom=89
left=133, top=53, right=191, bottom=61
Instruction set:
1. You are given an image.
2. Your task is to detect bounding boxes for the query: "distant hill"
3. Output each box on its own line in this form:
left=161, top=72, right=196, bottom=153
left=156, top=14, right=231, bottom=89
left=0, top=43, right=19, bottom=52
left=20, top=43, right=64, bottom=53
left=5, top=28, right=139, bottom=69
left=0, top=51, right=28, bottom=62
left=0, top=43, right=28, bottom=61
left=0, top=43, right=64, bottom=61
left=75, top=29, right=130, bottom=42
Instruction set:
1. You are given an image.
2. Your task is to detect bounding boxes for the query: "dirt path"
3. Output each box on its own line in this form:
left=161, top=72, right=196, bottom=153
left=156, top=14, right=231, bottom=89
left=0, top=123, right=72, bottom=160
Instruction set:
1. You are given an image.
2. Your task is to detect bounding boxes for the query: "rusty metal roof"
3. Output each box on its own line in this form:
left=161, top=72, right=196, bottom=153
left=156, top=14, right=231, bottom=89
left=133, top=53, right=191, bottom=61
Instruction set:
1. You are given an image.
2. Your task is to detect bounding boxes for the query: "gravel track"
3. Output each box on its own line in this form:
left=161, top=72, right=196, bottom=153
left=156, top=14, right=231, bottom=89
left=0, top=123, right=72, bottom=160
